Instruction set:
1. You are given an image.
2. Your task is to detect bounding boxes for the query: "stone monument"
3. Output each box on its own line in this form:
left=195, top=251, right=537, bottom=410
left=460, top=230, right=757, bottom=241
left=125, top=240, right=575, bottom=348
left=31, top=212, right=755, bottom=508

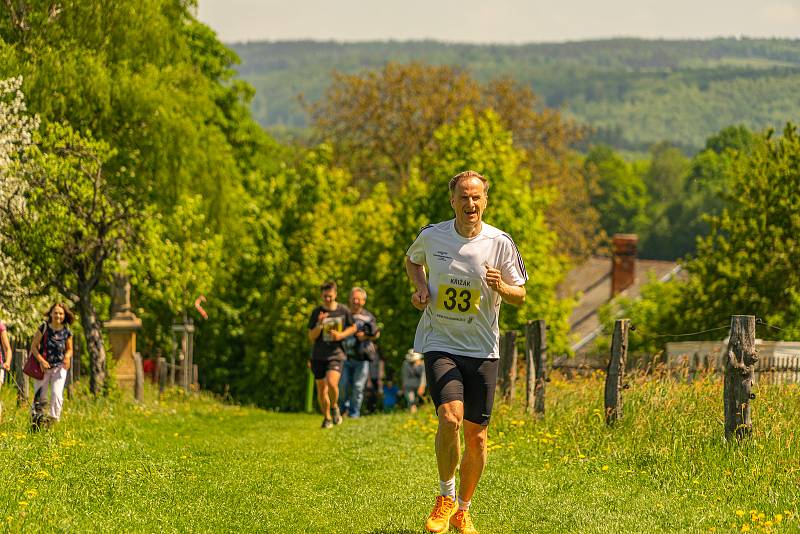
left=105, top=265, right=142, bottom=393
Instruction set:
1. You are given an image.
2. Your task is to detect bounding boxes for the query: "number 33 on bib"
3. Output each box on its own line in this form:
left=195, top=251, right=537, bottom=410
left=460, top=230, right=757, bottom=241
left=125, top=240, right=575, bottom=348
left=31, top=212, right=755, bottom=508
left=434, top=273, right=481, bottom=326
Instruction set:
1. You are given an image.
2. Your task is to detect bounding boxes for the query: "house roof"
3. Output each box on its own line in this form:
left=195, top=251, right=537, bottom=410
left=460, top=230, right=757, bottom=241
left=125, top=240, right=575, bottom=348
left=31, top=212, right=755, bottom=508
left=559, top=256, right=681, bottom=352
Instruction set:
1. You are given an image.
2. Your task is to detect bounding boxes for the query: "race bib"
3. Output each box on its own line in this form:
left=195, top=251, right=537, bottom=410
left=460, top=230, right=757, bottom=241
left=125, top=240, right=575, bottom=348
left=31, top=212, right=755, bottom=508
left=433, top=273, right=481, bottom=327
left=321, top=316, right=343, bottom=342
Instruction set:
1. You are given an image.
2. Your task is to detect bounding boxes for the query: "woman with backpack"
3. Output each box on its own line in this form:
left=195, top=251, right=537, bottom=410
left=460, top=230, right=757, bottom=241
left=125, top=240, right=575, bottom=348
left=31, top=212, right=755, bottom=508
left=29, top=302, right=74, bottom=424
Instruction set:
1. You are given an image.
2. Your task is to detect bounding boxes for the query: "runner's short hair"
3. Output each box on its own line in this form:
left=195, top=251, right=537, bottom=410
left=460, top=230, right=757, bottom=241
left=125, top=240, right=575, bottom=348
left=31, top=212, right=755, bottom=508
left=320, top=280, right=337, bottom=292
left=351, top=287, right=367, bottom=300
left=449, top=171, right=489, bottom=196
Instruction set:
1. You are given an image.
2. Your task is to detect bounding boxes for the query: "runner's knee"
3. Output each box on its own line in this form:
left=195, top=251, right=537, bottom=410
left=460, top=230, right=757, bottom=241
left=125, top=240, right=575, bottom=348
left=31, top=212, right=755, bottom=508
left=438, top=403, right=463, bottom=432
left=463, top=425, right=488, bottom=451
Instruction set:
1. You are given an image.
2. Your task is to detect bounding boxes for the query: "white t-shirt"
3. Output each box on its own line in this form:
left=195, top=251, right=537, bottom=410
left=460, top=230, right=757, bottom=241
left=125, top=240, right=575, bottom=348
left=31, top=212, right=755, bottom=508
left=406, top=219, right=528, bottom=359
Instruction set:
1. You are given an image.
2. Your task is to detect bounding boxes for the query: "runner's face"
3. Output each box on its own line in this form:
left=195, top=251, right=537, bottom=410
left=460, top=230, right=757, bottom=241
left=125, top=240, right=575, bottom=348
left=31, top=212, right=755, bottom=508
left=349, top=290, right=365, bottom=310
left=451, top=177, right=487, bottom=227
left=321, top=289, right=336, bottom=307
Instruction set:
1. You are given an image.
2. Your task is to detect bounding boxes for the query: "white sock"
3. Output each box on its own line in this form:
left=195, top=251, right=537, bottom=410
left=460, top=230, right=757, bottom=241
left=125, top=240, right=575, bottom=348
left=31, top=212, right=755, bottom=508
left=439, top=478, right=456, bottom=499
left=457, top=497, right=471, bottom=511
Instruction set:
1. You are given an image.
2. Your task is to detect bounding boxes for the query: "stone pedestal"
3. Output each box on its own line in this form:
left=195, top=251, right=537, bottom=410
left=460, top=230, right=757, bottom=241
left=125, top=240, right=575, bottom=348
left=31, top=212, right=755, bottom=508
left=105, top=270, right=142, bottom=394
left=106, top=314, right=142, bottom=392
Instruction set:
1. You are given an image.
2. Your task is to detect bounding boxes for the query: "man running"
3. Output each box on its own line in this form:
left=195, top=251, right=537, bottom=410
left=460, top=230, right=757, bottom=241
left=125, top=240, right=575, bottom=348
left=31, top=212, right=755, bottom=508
left=308, top=281, right=357, bottom=429
left=405, top=171, right=527, bottom=534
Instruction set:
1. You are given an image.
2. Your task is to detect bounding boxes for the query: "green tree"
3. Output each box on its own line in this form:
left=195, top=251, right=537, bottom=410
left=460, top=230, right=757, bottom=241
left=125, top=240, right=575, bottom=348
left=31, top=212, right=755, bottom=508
left=640, top=142, right=691, bottom=259
left=0, top=123, right=135, bottom=393
left=611, top=124, right=800, bottom=351
left=308, top=63, right=599, bottom=259
left=1, top=1, right=287, bottom=387
left=656, top=125, right=759, bottom=260
left=680, top=124, right=800, bottom=337
left=584, top=145, right=651, bottom=239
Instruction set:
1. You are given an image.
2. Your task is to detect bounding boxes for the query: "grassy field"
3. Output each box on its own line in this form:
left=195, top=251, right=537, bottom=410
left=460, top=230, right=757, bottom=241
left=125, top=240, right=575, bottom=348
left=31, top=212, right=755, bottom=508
left=1, top=371, right=798, bottom=533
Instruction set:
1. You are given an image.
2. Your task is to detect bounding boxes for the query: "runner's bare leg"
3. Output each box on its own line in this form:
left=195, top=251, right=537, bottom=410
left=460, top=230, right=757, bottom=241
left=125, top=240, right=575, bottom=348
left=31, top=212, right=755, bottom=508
left=326, top=370, right=341, bottom=409
left=436, top=400, right=464, bottom=480
left=316, top=379, right=330, bottom=418
left=458, top=420, right=488, bottom=502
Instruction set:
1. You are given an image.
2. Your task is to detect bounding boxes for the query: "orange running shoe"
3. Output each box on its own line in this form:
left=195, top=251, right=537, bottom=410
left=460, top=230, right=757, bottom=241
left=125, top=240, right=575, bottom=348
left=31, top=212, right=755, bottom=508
left=425, top=495, right=457, bottom=533
left=450, top=509, right=478, bottom=534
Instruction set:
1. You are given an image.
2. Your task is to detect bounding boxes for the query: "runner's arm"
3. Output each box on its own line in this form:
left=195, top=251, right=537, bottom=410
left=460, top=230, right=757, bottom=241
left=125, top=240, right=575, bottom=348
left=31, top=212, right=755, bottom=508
left=328, top=323, right=357, bottom=341
left=496, top=283, right=526, bottom=306
left=308, top=322, right=324, bottom=343
left=1, top=330, right=11, bottom=369
left=405, top=256, right=430, bottom=310
left=486, top=266, right=526, bottom=306
left=308, top=309, right=327, bottom=343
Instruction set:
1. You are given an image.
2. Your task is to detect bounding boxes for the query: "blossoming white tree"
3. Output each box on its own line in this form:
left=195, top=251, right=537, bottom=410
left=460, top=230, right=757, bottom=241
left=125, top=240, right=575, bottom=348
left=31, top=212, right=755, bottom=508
left=0, top=76, right=43, bottom=329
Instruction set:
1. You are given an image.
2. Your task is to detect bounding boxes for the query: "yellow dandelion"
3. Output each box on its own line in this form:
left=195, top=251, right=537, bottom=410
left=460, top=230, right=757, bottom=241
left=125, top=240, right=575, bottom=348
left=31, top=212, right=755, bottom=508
left=24, top=489, right=37, bottom=498
left=602, top=465, right=609, bottom=471
left=736, top=510, right=746, bottom=517
left=34, top=470, right=50, bottom=479
left=774, top=514, right=783, bottom=523
left=740, top=525, right=750, bottom=532
left=17, top=502, right=28, bottom=507
left=764, top=521, right=773, bottom=527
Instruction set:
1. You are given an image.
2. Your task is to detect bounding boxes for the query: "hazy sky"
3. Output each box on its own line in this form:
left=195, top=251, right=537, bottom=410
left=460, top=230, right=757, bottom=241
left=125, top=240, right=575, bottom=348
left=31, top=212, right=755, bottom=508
left=196, top=0, right=800, bottom=44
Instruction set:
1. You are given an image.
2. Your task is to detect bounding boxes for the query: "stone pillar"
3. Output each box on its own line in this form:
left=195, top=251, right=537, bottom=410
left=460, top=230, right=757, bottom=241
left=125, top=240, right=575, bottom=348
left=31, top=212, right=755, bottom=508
left=105, top=269, right=142, bottom=394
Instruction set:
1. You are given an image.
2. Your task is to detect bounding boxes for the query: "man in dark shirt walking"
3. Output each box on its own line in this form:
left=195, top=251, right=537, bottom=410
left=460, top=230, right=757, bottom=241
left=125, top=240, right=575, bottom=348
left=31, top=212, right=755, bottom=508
left=308, top=281, right=357, bottom=428
left=339, top=287, right=381, bottom=418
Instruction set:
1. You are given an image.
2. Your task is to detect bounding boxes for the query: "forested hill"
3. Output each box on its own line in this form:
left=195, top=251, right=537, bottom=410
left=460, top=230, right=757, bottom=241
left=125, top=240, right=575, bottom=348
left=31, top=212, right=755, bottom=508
left=230, top=38, right=800, bottom=152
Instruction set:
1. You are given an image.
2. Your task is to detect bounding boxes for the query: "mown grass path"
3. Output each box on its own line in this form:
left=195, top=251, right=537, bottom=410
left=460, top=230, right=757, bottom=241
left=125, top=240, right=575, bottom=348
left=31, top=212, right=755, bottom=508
left=1, top=374, right=799, bottom=533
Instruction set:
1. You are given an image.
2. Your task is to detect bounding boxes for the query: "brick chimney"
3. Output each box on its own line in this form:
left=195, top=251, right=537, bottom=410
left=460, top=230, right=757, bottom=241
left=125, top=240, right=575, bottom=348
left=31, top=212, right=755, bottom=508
left=611, top=234, right=638, bottom=297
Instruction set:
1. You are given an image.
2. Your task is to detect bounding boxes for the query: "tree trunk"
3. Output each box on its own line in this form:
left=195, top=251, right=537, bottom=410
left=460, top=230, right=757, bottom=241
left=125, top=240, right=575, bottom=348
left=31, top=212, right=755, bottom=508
left=77, top=292, right=107, bottom=396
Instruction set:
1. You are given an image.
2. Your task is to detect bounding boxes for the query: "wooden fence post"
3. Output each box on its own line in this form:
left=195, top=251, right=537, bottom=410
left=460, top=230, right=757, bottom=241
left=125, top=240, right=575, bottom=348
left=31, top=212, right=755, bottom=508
left=604, top=319, right=630, bottom=425
left=133, top=352, right=144, bottom=403
left=498, top=331, right=518, bottom=403
left=724, top=315, right=757, bottom=440
left=525, top=320, right=547, bottom=415
left=192, top=364, right=198, bottom=391
left=66, top=362, right=73, bottom=400
left=158, top=357, right=167, bottom=395
left=73, top=336, right=81, bottom=382
left=14, top=348, right=29, bottom=406
left=169, top=352, right=176, bottom=387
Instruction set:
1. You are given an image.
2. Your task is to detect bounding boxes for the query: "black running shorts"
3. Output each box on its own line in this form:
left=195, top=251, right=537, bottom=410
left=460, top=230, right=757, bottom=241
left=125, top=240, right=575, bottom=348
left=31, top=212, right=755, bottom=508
left=311, top=358, right=343, bottom=380
left=423, top=351, right=499, bottom=426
